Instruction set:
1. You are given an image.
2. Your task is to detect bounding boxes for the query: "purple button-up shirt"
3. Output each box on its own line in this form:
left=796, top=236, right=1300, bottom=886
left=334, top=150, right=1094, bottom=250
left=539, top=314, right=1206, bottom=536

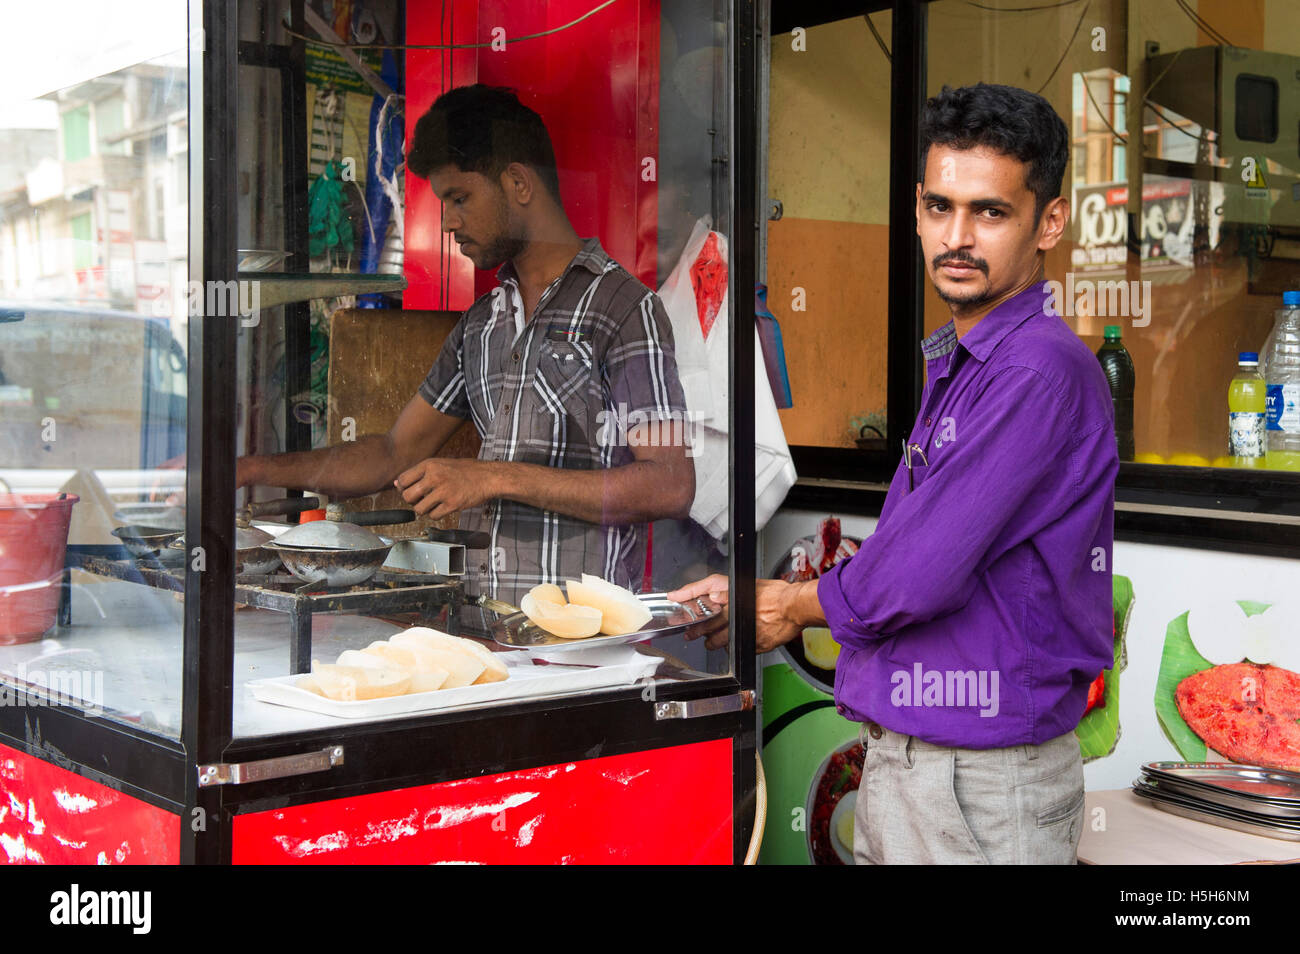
left=819, top=280, right=1118, bottom=747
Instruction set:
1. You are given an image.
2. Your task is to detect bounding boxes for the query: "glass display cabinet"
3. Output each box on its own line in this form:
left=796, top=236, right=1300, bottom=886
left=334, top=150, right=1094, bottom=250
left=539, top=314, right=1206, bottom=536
left=0, top=0, right=759, bottom=865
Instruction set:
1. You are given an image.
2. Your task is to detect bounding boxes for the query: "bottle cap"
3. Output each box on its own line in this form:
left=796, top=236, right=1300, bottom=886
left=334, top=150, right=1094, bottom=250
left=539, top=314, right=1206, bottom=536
left=1103, top=325, right=1122, bottom=339
left=1239, top=352, right=1259, bottom=363
left=1284, top=290, right=1300, bottom=306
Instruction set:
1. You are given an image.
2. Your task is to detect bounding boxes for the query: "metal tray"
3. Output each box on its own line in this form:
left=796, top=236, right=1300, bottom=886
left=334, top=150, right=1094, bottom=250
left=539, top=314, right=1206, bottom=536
left=1131, top=779, right=1300, bottom=842
left=1141, top=761, right=1300, bottom=804
left=1136, top=773, right=1300, bottom=820
left=490, top=593, right=721, bottom=651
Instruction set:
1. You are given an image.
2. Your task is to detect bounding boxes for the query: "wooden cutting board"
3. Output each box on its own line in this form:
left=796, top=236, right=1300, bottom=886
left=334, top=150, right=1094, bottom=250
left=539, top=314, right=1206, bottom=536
left=327, top=308, right=480, bottom=538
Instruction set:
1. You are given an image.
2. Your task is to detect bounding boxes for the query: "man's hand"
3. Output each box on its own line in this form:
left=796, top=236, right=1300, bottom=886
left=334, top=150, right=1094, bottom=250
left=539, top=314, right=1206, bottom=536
left=666, top=574, right=825, bottom=653
left=395, top=458, right=499, bottom=519
left=667, top=574, right=730, bottom=651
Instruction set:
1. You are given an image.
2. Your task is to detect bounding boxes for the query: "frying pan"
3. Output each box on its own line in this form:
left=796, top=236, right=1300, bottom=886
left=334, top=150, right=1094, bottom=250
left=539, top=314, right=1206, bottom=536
left=262, top=503, right=416, bottom=586
left=169, top=524, right=283, bottom=576
left=112, top=524, right=183, bottom=560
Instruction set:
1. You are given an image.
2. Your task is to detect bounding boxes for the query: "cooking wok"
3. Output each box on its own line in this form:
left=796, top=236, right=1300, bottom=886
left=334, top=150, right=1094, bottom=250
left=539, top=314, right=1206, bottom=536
left=262, top=504, right=416, bottom=587
left=169, top=523, right=283, bottom=576
left=163, top=495, right=326, bottom=577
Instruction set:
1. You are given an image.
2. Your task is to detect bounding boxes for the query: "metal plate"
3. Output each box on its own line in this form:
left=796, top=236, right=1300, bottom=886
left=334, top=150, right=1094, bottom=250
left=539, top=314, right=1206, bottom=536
left=490, top=593, right=722, bottom=651
left=1136, top=773, right=1300, bottom=820
left=1141, top=762, right=1300, bottom=804
left=1132, top=779, right=1300, bottom=842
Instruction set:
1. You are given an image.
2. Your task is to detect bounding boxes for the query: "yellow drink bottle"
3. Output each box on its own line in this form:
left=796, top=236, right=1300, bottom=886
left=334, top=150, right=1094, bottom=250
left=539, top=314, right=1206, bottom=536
left=1229, top=352, right=1267, bottom=468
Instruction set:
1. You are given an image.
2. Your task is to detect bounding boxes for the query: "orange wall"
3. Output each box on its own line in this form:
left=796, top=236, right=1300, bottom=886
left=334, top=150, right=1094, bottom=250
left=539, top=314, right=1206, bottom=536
left=768, top=218, right=889, bottom=448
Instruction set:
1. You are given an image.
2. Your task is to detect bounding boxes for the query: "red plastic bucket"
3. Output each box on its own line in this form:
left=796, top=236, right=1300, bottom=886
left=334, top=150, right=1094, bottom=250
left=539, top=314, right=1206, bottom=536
left=0, top=493, right=79, bottom=644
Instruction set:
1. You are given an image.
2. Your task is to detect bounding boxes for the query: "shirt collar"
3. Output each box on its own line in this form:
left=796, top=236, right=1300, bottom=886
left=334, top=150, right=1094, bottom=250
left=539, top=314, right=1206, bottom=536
left=495, top=236, right=608, bottom=287
left=920, top=279, right=1053, bottom=367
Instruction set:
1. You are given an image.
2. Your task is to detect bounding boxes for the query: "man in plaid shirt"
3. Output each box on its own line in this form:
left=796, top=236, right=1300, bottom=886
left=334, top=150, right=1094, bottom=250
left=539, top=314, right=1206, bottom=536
left=239, top=86, right=693, bottom=605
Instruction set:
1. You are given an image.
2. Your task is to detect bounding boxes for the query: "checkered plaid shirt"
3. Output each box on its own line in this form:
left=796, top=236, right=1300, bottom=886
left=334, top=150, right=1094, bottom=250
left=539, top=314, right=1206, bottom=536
left=419, top=238, right=688, bottom=605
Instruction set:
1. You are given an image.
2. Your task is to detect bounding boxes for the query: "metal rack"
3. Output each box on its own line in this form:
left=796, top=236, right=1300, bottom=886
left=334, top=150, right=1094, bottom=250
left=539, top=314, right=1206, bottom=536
left=64, top=546, right=462, bottom=673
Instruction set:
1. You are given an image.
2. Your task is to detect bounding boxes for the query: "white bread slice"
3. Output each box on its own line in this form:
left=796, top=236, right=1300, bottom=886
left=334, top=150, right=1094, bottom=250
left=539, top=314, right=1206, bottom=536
left=389, top=628, right=486, bottom=688
left=309, top=662, right=411, bottom=701
left=568, top=576, right=652, bottom=636
left=297, top=673, right=323, bottom=695
left=391, top=626, right=509, bottom=683
left=528, top=582, right=567, bottom=605
left=522, top=591, right=603, bottom=639
left=336, top=649, right=391, bottom=670
left=360, top=641, right=451, bottom=692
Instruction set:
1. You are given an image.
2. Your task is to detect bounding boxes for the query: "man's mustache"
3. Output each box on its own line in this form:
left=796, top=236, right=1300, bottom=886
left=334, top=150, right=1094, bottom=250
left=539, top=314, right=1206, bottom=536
left=933, top=252, right=988, bottom=274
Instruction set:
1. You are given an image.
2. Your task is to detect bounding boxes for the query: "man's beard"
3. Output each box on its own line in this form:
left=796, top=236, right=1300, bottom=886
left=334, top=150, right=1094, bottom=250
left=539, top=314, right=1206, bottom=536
left=931, top=252, right=992, bottom=307
left=473, top=232, right=527, bottom=271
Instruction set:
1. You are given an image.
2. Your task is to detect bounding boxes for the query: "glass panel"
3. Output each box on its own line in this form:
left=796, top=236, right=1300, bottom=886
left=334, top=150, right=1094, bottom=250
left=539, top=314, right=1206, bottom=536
left=767, top=11, right=892, bottom=450
left=928, top=0, right=1300, bottom=471
left=230, top=0, right=735, bottom=736
left=0, top=2, right=190, bottom=740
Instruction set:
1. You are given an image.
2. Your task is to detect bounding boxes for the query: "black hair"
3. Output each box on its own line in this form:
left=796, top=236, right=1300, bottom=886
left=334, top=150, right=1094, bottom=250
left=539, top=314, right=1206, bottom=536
left=407, top=84, right=563, bottom=202
left=919, top=83, right=1069, bottom=223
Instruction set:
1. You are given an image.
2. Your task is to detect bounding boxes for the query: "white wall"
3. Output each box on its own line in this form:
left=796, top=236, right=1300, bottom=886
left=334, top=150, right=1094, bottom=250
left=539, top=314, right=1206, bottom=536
left=761, top=507, right=1300, bottom=791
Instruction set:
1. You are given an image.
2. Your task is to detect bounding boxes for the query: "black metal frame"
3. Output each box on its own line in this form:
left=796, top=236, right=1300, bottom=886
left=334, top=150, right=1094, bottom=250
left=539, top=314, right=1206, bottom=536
left=777, top=0, right=1300, bottom=551
left=0, top=0, right=761, bottom=866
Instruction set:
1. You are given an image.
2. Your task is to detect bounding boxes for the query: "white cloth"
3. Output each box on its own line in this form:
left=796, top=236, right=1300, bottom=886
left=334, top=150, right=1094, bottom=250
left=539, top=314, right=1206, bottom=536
left=656, top=218, right=796, bottom=542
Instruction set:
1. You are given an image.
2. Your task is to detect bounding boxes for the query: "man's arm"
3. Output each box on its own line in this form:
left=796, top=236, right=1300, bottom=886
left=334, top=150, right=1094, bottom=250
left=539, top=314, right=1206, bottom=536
left=237, top=395, right=466, bottom=498
left=817, top=366, right=1087, bottom=649
left=393, top=418, right=694, bottom=524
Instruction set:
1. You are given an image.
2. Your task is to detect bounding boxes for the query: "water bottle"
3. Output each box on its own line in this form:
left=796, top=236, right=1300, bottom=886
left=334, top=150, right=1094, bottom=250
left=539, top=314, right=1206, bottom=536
left=1228, top=352, right=1266, bottom=467
left=1264, top=291, right=1300, bottom=471
left=1097, top=325, right=1135, bottom=461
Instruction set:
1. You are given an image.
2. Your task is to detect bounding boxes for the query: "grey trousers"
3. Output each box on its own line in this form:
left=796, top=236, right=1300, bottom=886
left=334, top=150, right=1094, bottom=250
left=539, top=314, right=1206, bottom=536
left=852, top=721, right=1085, bottom=864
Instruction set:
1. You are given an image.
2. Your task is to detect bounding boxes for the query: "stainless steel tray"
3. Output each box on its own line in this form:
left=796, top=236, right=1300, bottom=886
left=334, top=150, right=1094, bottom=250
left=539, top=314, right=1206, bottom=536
left=490, top=593, right=721, bottom=651
left=1141, top=762, right=1300, bottom=805
left=1136, top=773, right=1300, bottom=820
left=1132, top=779, right=1300, bottom=842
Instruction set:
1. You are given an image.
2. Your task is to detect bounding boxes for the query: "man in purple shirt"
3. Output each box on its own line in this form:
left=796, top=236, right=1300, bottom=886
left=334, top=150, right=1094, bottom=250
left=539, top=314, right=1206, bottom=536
left=671, top=83, right=1117, bottom=864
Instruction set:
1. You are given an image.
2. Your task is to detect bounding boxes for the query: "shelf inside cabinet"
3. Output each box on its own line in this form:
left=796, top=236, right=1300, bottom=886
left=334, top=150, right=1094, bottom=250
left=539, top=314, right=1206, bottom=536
left=237, top=272, right=407, bottom=308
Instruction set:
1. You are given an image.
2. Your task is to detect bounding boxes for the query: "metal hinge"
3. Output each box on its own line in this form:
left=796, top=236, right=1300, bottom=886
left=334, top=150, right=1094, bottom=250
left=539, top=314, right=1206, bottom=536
left=654, top=690, right=754, bottom=720
left=198, top=745, right=344, bottom=787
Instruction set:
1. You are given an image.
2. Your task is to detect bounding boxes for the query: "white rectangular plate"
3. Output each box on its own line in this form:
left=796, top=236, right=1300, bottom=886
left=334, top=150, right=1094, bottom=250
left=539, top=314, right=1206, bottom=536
left=247, top=648, right=661, bottom=720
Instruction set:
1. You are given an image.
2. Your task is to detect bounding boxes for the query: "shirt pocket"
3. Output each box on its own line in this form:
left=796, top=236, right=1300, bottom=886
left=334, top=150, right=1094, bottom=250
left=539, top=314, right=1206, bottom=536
left=533, top=339, right=592, bottom=412
left=525, top=340, right=595, bottom=457
left=902, top=459, right=929, bottom=494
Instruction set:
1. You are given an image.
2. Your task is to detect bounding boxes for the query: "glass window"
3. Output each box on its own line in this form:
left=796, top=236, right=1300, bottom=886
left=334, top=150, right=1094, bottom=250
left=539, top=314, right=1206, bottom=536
left=0, top=4, right=189, bottom=740
left=766, top=11, right=892, bottom=451
left=228, top=0, right=736, bottom=737
left=928, top=0, right=1300, bottom=472
left=61, top=105, right=89, bottom=162
left=96, top=95, right=127, bottom=156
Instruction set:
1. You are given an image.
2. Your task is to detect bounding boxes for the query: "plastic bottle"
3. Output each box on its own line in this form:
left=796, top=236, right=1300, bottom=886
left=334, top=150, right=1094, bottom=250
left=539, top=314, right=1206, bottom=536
left=1097, top=325, right=1135, bottom=461
left=1264, top=291, right=1300, bottom=471
left=1228, top=352, right=1267, bottom=467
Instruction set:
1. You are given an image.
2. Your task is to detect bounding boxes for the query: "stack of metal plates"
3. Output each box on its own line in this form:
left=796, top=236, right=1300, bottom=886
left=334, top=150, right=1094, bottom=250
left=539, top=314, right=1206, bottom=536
left=1132, top=762, right=1300, bottom=842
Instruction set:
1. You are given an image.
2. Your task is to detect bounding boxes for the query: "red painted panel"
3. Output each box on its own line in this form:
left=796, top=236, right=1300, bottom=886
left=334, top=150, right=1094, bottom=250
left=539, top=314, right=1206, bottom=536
left=0, top=742, right=179, bottom=865
left=404, top=0, right=479, bottom=311
left=232, top=739, right=732, bottom=864
left=405, top=0, right=660, bottom=309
